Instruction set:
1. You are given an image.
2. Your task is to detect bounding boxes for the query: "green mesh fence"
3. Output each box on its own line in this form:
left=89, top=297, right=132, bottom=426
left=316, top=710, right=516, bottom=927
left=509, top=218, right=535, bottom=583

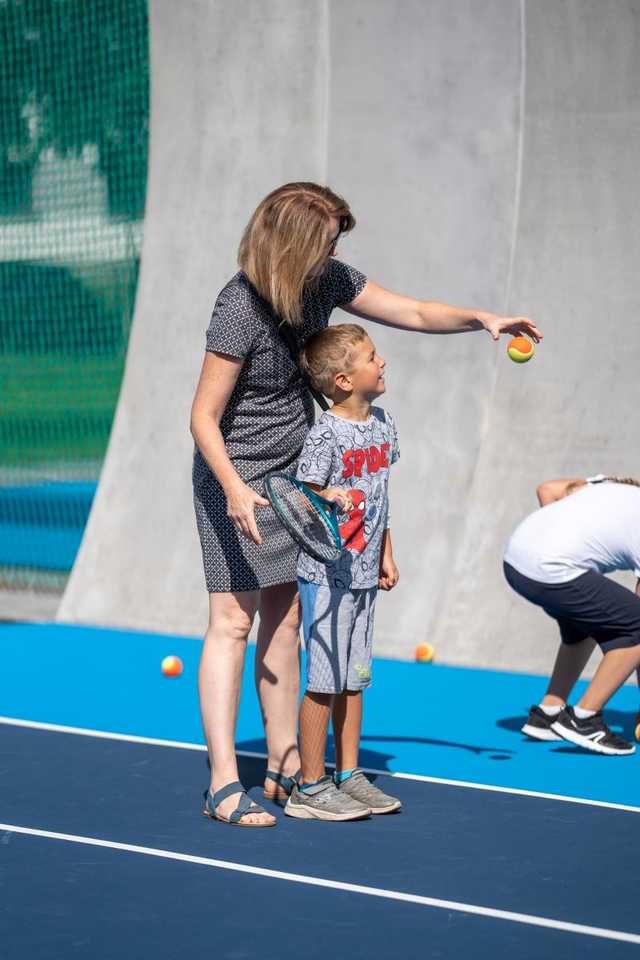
left=0, top=0, right=149, bottom=594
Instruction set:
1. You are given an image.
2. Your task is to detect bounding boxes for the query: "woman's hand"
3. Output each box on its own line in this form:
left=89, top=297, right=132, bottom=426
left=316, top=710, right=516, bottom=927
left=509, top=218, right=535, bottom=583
left=476, top=311, right=543, bottom=343
left=378, top=553, right=399, bottom=591
left=225, top=479, right=269, bottom=545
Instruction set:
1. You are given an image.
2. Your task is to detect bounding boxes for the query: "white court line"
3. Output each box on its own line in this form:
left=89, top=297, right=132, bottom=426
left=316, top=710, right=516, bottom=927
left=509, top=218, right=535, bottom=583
left=2, top=714, right=639, bottom=816
left=1, top=821, right=639, bottom=946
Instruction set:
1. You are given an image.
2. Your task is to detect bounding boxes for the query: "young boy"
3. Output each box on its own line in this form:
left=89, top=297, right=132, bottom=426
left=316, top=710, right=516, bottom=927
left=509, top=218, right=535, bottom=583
left=504, top=475, right=640, bottom=755
left=284, top=323, right=401, bottom=821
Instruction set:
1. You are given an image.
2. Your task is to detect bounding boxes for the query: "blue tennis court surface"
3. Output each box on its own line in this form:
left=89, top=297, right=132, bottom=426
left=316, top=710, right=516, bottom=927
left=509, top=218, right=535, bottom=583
left=2, top=622, right=639, bottom=958
left=0, top=482, right=96, bottom=569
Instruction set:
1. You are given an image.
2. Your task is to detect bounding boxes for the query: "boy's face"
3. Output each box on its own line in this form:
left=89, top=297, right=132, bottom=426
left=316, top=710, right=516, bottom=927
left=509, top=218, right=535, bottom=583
left=339, top=336, right=386, bottom=399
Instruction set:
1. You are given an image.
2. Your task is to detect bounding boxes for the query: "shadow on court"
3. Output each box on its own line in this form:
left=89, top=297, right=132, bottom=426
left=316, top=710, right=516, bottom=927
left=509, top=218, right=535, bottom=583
left=236, top=734, right=514, bottom=772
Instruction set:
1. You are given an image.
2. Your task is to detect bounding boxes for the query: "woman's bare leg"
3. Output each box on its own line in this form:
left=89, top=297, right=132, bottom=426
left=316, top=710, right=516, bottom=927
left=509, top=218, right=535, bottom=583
left=256, top=581, right=301, bottom=793
left=199, top=590, right=275, bottom=825
left=577, top=645, right=640, bottom=712
left=542, top=637, right=597, bottom=707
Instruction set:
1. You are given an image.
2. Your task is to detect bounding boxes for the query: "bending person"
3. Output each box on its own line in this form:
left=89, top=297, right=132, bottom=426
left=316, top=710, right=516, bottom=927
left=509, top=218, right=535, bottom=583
left=504, top=475, right=640, bottom=756
left=191, top=181, right=542, bottom=827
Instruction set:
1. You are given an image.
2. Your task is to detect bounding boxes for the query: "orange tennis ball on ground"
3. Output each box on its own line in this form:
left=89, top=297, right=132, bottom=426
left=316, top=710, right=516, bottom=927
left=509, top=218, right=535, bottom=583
left=415, top=642, right=435, bottom=663
left=635, top=713, right=640, bottom=743
left=507, top=336, right=535, bottom=363
left=161, top=655, right=183, bottom=677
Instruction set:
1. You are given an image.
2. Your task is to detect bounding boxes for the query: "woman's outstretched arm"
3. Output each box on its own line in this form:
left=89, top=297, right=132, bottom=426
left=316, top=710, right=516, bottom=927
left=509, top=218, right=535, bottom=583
left=342, top=279, right=543, bottom=342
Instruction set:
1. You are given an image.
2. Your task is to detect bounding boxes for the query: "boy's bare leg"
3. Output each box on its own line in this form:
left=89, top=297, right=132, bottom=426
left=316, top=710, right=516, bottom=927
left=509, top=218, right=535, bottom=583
left=331, top=689, right=401, bottom=813
left=543, top=637, right=597, bottom=706
left=332, top=690, right=363, bottom=772
left=299, top=691, right=333, bottom=783
left=577, top=645, right=640, bottom=712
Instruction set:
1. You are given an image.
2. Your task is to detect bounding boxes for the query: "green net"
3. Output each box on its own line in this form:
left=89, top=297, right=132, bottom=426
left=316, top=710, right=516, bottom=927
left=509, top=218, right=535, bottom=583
left=0, top=0, right=149, bottom=594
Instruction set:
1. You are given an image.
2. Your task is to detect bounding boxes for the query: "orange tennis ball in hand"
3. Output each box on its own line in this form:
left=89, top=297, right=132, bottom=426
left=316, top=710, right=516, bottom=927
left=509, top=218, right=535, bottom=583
left=507, top=336, right=535, bottom=363
left=161, top=655, right=183, bottom=677
left=415, top=642, right=435, bottom=663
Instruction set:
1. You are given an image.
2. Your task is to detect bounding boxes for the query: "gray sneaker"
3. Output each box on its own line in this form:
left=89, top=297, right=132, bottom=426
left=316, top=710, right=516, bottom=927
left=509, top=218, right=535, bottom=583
left=336, top=769, right=402, bottom=814
left=284, top=776, right=371, bottom=821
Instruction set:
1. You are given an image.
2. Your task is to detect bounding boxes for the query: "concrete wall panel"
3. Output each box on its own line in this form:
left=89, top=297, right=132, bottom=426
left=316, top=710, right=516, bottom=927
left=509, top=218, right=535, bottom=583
left=433, top=0, right=640, bottom=670
left=325, top=0, right=522, bottom=657
left=59, top=0, right=327, bottom=634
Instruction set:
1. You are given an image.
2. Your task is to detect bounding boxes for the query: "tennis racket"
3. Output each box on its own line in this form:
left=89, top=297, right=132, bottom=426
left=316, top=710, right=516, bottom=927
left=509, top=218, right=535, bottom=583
left=264, top=471, right=343, bottom=563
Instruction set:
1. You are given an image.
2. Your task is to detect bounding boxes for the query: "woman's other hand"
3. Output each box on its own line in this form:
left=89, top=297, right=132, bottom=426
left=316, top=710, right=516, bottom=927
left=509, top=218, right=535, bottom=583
left=225, top=479, right=269, bottom=544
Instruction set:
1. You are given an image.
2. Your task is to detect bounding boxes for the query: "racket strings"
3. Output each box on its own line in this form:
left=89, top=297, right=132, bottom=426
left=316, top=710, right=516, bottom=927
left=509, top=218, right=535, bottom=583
left=267, top=475, right=339, bottom=562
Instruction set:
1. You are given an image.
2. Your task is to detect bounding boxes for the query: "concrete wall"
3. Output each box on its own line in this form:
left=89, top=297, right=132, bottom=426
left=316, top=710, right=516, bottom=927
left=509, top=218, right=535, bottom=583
left=433, top=0, right=640, bottom=671
left=59, top=0, right=640, bottom=674
left=58, top=0, right=326, bottom=635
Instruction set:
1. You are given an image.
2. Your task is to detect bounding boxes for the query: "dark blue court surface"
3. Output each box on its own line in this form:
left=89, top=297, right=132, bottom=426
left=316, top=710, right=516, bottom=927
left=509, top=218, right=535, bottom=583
left=1, top=623, right=640, bottom=958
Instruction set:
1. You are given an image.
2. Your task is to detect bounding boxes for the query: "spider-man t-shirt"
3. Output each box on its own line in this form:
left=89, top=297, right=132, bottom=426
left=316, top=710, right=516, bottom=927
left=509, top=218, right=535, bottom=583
left=295, top=407, right=400, bottom=589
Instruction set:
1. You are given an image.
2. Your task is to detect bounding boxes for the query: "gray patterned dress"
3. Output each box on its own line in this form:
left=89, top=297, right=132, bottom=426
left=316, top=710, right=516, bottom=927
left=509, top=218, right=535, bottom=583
left=193, top=259, right=367, bottom=592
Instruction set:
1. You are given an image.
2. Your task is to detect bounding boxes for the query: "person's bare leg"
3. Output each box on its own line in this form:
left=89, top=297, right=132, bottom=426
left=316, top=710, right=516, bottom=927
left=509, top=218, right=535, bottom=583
left=199, top=590, right=275, bottom=826
left=542, top=637, right=597, bottom=707
left=256, top=581, right=302, bottom=795
left=299, top=691, right=333, bottom=784
left=577, top=645, right=640, bottom=712
left=332, top=690, right=363, bottom=773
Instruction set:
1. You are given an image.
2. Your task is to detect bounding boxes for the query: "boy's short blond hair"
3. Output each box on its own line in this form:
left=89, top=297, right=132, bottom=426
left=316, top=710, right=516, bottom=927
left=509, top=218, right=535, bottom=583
left=299, top=324, right=368, bottom=399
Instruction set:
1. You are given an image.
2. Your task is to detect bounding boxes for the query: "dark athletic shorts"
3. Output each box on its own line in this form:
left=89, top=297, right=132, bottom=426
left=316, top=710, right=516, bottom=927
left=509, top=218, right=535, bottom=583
left=503, top=561, right=640, bottom=653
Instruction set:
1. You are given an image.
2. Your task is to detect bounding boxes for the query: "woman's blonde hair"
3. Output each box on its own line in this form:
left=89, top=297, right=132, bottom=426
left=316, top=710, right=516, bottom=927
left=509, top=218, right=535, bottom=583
left=238, top=182, right=355, bottom=326
left=299, top=324, right=368, bottom=399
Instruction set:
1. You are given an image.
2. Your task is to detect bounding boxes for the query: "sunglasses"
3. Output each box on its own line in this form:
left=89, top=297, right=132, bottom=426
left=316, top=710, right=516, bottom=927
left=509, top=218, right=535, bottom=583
left=328, top=216, right=350, bottom=249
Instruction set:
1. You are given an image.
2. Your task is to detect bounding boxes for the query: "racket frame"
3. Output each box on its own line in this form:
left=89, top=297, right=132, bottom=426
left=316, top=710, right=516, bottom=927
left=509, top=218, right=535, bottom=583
left=264, top=471, right=343, bottom=563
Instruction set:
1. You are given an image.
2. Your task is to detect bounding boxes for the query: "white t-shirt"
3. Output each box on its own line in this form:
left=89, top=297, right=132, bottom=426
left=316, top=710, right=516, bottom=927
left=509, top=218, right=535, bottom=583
left=503, top=482, right=640, bottom=584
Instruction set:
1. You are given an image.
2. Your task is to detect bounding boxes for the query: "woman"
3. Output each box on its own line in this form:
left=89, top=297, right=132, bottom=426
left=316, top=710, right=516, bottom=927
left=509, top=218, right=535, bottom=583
left=191, top=181, right=541, bottom=826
